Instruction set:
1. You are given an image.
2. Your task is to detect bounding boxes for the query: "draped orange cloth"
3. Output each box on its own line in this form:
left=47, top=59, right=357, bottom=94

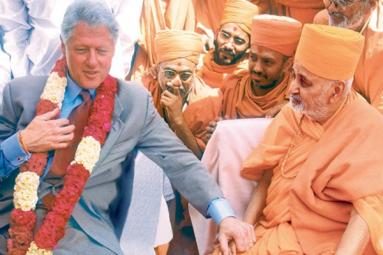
left=235, top=92, right=383, bottom=254
left=128, top=0, right=196, bottom=81
left=313, top=5, right=383, bottom=114
left=142, top=74, right=222, bottom=150
left=221, top=70, right=290, bottom=118
left=354, top=5, right=383, bottom=113
left=269, top=0, right=325, bottom=24
left=198, top=50, right=248, bottom=90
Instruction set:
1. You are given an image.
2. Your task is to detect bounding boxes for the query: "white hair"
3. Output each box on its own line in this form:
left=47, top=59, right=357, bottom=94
left=61, top=0, right=119, bottom=43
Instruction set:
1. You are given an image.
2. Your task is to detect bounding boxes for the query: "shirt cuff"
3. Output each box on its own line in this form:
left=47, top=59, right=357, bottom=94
left=207, top=197, right=236, bottom=225
left=1, top=132, right=31, bottom=166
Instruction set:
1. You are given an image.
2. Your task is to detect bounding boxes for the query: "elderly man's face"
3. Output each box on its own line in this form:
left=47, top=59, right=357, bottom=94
left=249, top=45, right=289, bottom=92
left=62, top=22, right=115, bottom=89
left=214, top=23, right=250, bottom=65
left=289, top=63, right=340, bottom=123
left=326, top=0, right=376, bottom=31
left=157, top=58, right=196, bottom=99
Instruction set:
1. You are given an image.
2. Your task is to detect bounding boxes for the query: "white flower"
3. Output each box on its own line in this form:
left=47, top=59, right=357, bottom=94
left=74, top=136, right=101, bottom=173
left=13, top=172, right=40, bottom=211
left=40, top=72, right=67, bottom=107
left=26, top=242, right=53, bottom=255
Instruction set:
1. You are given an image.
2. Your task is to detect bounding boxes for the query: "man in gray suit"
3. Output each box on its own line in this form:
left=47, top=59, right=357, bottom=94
left=0, top=1, right=255, bottom=254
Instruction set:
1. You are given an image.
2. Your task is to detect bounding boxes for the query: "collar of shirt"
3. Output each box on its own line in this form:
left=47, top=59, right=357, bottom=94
left=60, top=73, right=96, bottom=118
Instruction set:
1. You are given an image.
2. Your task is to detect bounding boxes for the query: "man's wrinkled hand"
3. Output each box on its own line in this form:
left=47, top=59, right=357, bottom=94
left=21, top=108, right=75, bottom=152
left=217, top=217, right=256, bottom=255
left=203, top=117, right=222, bottom=143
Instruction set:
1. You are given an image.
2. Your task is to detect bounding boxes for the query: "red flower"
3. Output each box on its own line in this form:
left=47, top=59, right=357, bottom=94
left=10, top=210, right=36, bottom=230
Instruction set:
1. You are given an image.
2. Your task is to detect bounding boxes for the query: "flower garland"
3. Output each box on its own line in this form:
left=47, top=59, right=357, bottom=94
left=7, top=58, right=117, bottom=255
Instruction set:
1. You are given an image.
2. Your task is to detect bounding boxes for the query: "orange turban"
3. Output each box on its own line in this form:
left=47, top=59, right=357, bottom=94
left=154, top=30, right=203, bottom=65
left=220, top=0, right=259, bottom=34
left=295, top=24, right=365, bottom=80
left=251, top=15, right=302, bottom=57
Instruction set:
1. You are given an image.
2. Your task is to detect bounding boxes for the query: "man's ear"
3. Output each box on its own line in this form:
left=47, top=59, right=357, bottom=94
left=330, top=80, right=346, bottom=103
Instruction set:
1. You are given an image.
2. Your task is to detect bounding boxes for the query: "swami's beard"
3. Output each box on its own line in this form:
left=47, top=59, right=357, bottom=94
left=289, top=94, right=332, bottom=122
left=329, top=7, right=365, bottom=30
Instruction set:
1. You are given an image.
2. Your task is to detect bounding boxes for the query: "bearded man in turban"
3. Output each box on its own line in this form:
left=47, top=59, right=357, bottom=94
left=198, top=0, right=259, bottom=90
left=212, top=24, right=383, bottom=255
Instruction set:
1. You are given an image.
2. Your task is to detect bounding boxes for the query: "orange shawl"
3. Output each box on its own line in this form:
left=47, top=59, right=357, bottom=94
left=128, top=0, right=196, bottom=80
left=222, top=70, right=290, bottom=119
left=354, top=5, right=383, bottom=113
left=269, top=0, right=324, bottom=24
left=198, top=50, right=248, bottom=90
left=142, top=74, right=222, bottom=151
left=241, top=93, right=383, bottom=254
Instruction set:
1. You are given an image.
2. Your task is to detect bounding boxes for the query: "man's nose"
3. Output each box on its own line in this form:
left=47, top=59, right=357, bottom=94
left=328, top=0, right=339, bottom=12
left=252, top=60, right=262, bottom=73
left=289, top=78, right=299, bottom=95
left=170, top=75, right=182, bottom=87
left=87, top=50, right=97, bottom=66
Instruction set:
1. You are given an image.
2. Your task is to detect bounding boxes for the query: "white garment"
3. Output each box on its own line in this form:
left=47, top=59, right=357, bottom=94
left=189, top=118, right=272, bottom=254
left=0, top=0, right=143, bottom=81
left=0, top=46, right=11, bottom=106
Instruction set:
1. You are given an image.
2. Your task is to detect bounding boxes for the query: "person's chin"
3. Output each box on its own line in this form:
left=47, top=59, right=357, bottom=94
left=79, top=77, right=102, bottom=89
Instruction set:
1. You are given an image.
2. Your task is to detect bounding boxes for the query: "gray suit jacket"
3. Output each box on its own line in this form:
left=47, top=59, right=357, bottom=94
left=0, top=76, right=223, bottom=254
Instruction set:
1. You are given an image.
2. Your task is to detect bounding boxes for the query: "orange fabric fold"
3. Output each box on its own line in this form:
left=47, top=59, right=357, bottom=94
left=251, top=15, right=302, bottom=57
left=238, top=92, right=383, bottom=254
left=353, top=5, right=383, bottom=114
left=154, top=30, right=203, bottom=65
left=269, top=0, right=324, bottom=24
left=198, top=50, right=248, bottom=89
left=142, top=74, right=222, bottom=150
left=222, top=70, right=290, bottom=118
left=220, top=0, right=259, bottom=34
left=354, top=195, right=383, bottom=255
left=295, top=24, right=365, bottom=81
left=128, top=0, right=196, bottom=80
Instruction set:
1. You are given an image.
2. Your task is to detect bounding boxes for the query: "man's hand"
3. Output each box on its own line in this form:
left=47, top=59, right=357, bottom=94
left=21, top=108, right=75, bottom=152
left=160, top=86, right=184, bottom=125
left=203, top=117, right=223, bottom=144
left=217, top=217, right=255, bottom=255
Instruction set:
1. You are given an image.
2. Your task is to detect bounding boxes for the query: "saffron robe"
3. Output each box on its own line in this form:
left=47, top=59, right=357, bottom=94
left=128, top=0, right=196, bottom=81
left=270, top=0, right=324, bottom=24
left=238, top=93, right=383, bottom=254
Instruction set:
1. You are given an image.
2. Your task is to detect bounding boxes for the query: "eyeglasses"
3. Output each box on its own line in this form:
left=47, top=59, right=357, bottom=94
left=162, top=69, right=193, bottom=82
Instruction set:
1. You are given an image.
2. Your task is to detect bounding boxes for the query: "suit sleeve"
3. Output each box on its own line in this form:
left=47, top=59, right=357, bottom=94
left=137, top=93, right=224, bottom=216
left=0, top=83, right=30, bottom=177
